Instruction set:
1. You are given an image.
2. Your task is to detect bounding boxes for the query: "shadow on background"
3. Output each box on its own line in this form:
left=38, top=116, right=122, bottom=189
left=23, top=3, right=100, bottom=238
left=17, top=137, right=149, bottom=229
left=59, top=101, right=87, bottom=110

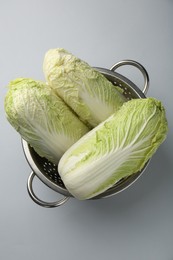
left=61, top=142, right=173, bottom=220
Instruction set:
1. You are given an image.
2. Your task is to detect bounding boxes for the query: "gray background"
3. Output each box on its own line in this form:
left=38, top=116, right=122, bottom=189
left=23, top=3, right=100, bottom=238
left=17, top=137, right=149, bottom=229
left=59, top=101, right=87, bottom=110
left=0, top=0, right=172, bottom=259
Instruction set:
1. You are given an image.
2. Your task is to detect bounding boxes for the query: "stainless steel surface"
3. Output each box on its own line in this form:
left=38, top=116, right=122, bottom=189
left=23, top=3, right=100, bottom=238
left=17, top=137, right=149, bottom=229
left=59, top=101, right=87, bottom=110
left=110, top=59, right=149, bottom=95
left=22, top=60, right=150, bottom=207
left=27, top=172, right=69, bottom=208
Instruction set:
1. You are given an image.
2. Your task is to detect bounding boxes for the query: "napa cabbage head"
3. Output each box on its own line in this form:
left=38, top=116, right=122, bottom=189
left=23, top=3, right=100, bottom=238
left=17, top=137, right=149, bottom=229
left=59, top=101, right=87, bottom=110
left=4, top=78, right=89, bottom=164
left=58, top=97, right=168, bottom=200
left=43, top=48, right=126, bottom=128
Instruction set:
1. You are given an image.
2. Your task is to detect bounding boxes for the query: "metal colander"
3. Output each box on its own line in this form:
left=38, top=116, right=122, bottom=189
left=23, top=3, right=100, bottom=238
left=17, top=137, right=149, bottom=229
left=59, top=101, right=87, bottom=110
left=22, top=60, right=149, bottom=208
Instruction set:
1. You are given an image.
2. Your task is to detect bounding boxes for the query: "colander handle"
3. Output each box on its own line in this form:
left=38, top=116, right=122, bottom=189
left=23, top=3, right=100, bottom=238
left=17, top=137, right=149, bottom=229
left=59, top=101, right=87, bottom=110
left=110, top=60, right=149, bottom=95
left=27, top=172, right=70, bottom=208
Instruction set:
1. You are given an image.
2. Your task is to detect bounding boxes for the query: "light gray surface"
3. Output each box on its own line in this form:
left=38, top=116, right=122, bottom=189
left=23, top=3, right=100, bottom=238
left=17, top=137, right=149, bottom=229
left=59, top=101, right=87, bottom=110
left=0, top=0, right=172, bottom=259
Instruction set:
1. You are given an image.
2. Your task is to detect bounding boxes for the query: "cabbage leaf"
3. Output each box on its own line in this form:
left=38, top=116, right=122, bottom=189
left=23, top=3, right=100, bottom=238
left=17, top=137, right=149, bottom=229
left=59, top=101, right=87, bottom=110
left=58, top=98, right=168, bottom=200
left=43, top=48, right=126, bottom=127
left=4, top=78, right=89, bottom=164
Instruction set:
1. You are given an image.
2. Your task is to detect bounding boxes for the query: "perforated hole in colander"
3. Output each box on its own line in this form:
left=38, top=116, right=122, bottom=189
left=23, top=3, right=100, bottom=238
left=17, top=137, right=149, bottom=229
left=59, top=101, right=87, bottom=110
left=28, top=146, right=65, bottom=188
